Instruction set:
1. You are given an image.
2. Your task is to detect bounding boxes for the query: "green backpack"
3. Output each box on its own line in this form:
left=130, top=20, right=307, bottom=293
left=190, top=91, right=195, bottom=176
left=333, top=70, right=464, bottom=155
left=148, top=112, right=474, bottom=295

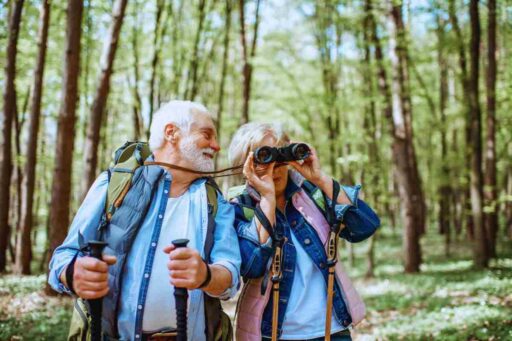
left=68, top=141, right=232, bottom=341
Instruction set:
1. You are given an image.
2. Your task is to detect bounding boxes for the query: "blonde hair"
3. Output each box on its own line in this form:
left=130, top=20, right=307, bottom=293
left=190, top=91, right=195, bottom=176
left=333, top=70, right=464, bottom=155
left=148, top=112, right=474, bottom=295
left=228, top=122, right=290, bottom=166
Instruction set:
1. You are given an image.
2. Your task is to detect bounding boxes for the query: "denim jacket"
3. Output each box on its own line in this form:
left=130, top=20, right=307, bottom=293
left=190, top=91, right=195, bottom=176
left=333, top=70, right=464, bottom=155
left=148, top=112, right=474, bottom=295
left=232, top=171, right=380, bottom=338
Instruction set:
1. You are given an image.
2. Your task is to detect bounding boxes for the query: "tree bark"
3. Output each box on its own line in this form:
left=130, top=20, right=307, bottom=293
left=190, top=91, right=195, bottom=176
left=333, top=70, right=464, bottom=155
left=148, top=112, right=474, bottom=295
left=147, top=0, right=165, bottom=135
left=387, top=0, right=425, bottom=272
left=215, top=0, right=232, bottom=169
left=47, top=0, right=84, bottom=290
left=506, top=163, right=512, bottom=240
left=130, top=3, right=143, bottom=140
left=448, top=0, right=473, bottom=240
left=468, top=0, right=488, bottom=268
left=186, top=0, right=207, bottom=101
left=435, top=14, right=451, bottom=256
left=81, top=0, right=128, bottom=200
left=0, top=0, right=24, bottom=272
left=239, top=0, right=261, bottom=124
left=15, top=0, right=50, bottom=275
left=484, top=0, right=498, bottom=258
left=363, top=0, right=380, bottom=278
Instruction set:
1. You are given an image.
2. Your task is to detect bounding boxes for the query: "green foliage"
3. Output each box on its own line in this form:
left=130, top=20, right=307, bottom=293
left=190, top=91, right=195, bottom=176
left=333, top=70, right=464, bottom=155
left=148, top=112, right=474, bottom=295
left=345, top=227, right=512, bottom=340
left=0, top=275, right=72, bottom=340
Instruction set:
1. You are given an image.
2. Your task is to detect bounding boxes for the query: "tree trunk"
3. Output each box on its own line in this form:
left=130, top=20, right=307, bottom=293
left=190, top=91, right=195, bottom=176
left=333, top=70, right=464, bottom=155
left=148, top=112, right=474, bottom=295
left=186, top=0, right=207, bottom=101
left=388, top=0, right=425, bottom=272
left=239, top=0, right=261, bottom=124
left=215, top=0, right=232, bottom=169
left=484, top=0, right=498, bottom=258
left=506, top=163, right=512, bottom=240
left=81, top=0, right=128, bottom=200
left=147, top=0, right=165, bottom=135
left=448, top=0, right=473, bottom=241
left=363, top=0, right=380, bottom=278
left=468, top=0, right=487, bottom=268
left=130, top=3, right=143, bottom=140
left=47, top=0, right=84, bottom=291
left=436, top=14, right=451, bottom=256
left=15, top=0, right=50, bottom=275
left=0, top=0, right=24, bottom=272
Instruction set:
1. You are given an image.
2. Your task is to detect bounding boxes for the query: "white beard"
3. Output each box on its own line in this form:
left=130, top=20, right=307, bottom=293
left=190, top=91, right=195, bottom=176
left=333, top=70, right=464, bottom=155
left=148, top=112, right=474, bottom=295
left=179, top=138, right=215, bottom=172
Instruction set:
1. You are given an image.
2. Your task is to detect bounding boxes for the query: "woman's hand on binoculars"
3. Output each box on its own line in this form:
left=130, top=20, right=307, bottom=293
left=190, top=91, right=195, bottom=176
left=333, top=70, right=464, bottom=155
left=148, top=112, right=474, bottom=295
left=288, top=144, right=327, bottom=187
left=243, top=152, right=276, bottom=200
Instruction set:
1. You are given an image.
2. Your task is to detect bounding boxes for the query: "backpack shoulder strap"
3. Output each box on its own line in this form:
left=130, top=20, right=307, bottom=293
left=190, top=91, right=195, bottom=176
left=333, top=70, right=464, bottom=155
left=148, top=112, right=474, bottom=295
left=106, top=141, right=151, bottom=221
left=301, top=180, right=326, bottom=212
left=204, top=178, right=220, bottom=262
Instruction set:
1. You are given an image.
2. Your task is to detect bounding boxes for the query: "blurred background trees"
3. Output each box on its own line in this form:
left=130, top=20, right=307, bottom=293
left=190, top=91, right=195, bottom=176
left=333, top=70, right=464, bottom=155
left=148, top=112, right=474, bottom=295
left=0, top=0, right=511, bottom=278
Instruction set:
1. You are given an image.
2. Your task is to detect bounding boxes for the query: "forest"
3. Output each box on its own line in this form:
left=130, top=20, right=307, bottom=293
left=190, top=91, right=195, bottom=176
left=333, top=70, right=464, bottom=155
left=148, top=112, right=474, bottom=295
left=1, top=0, right=511, bottom=340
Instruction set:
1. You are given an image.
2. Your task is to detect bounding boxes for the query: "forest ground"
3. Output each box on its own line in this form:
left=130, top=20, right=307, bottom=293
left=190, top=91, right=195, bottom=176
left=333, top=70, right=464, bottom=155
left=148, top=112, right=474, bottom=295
left=1, top=227, right=511, bottom=341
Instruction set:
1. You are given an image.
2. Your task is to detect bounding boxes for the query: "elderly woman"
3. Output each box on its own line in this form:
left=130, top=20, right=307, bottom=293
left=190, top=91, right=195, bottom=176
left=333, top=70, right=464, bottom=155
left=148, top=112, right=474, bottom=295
left=228, top=123, right=380, bottom=341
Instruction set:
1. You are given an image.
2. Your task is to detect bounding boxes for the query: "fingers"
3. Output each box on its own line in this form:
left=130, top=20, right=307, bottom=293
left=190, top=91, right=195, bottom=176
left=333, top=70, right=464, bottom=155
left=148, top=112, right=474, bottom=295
left=79, top=287, right=109, bottom=300
left=168, top=247, right=197, bottom=261
left=163, top=244, right=176, bottom=254
left=77, top=268, right=108, bottom=282
left=167, top=259, right=192, bottom=271
left=80, top=256, right=109, bottom=273
left=102, top=254, right=117, bottom=265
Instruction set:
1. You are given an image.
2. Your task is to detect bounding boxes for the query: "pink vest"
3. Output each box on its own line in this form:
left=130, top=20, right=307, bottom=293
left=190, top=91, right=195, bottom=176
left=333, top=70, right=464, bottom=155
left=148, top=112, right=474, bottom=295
left=235, top=186, right=366, bottom=340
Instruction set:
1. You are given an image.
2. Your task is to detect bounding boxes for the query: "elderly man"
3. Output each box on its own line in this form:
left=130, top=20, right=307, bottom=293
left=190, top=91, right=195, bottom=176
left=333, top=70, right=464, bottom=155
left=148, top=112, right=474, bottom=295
left=48, top=100, right=241, bottom=341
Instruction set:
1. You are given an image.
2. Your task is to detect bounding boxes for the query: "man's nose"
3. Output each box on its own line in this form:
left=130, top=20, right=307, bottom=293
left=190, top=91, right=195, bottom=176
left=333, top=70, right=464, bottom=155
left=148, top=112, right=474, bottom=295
left=211, top=138, right=220, bottom=152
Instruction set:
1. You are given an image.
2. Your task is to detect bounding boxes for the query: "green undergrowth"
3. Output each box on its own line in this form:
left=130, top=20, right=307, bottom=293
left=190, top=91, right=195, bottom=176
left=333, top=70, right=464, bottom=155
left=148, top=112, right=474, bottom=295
left=0, top=226, right=511, bottom=340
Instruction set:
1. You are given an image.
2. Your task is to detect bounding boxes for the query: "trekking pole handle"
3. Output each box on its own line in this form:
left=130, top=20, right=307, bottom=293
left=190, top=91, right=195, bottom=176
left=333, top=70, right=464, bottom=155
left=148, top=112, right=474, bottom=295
left=87, top=240, right=108, bottom=341
left=172, top=239, right=189, bottom=341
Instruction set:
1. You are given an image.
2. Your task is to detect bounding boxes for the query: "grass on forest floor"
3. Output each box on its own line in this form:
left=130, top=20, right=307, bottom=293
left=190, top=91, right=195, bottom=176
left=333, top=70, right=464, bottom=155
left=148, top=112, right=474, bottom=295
left=0, top=226, right=511, bottom=340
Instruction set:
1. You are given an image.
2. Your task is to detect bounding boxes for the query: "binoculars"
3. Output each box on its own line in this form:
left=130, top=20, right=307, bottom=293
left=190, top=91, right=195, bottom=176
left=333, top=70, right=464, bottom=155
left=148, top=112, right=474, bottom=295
left=253, top=143, right=311, bottom=164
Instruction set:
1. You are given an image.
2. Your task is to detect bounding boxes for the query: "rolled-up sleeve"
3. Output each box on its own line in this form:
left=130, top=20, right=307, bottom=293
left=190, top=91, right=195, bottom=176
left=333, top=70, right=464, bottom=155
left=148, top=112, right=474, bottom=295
left=232, top=203, right=273, bottom=279
left=324, top=184, right=380, bottom=243
left=209, top=195, right=242, bottom=300
left=48, top=172, right=109, bottom=294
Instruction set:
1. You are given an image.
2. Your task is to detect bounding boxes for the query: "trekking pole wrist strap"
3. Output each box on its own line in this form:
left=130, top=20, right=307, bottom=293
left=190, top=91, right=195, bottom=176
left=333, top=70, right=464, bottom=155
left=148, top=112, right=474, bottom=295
left=198, top=259, right=212, bottom=289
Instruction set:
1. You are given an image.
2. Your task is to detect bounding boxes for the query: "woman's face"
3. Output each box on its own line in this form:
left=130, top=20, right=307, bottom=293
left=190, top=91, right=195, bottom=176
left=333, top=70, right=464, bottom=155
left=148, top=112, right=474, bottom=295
left=252, top=135, right=289, bottom=196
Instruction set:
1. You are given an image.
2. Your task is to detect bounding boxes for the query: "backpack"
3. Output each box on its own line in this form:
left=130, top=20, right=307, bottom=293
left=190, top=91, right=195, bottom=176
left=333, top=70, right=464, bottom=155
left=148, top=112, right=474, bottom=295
left=68, top=141, right=232, bottom=341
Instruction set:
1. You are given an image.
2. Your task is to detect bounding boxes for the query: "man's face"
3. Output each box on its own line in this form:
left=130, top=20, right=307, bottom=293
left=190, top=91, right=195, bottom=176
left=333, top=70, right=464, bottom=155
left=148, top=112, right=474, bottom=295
left=178, top=112, right=220, bottom=172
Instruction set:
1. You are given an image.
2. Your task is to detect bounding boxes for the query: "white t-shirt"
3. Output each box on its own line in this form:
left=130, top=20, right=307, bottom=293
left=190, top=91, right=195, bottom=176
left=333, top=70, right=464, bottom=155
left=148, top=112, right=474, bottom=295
left=142, top=191, right=197, bottom=332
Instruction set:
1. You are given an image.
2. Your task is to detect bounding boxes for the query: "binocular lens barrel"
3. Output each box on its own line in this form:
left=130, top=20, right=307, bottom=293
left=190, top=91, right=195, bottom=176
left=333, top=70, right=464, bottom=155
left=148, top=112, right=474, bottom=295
left=253, top=143, right=310, bottom=164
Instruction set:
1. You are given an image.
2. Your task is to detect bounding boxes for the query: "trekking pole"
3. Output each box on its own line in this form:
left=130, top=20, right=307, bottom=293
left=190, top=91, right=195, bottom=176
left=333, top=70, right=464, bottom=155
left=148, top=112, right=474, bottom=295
left=172, top=239, right=190, bottom=341
left=270, top=242, right=283, bottom=341
left=87, top=240, right=108, bottom=341
left=324, top=180, right=343, bottom=341
left=324, top=230, right=341, bottom=341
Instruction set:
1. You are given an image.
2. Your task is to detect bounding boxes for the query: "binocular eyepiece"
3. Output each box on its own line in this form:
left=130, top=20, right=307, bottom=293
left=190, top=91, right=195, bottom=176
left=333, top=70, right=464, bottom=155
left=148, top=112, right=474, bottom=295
left=253, top=143, right=311, bottom=164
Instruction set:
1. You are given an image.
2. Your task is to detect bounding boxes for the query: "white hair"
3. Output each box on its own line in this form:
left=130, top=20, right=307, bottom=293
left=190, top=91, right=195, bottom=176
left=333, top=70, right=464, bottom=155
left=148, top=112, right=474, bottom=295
left=228, top=122, right=290, bottom=167
left=148, top=100, right=213, bottom=151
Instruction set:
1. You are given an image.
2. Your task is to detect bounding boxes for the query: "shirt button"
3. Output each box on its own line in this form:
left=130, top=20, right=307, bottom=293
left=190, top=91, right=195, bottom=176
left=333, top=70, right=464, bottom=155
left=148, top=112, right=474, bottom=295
left=151, top=242, right=156, bottom=247
left=138, top=305, right=142, bottom=310
left=319, top=263, right=326, bottom=269
left=135, top=335, right=140, bottom=339
left=343, top=320, right=350, bottom=327
left=164, top=190, right=169, bottom=194
left=304, top=238, right=311, bottom=245
left=144, top=273, right=149, bottom=278
left=159, top=214, right=163, bottom=219
left=291, top=220, right=297, bottom=226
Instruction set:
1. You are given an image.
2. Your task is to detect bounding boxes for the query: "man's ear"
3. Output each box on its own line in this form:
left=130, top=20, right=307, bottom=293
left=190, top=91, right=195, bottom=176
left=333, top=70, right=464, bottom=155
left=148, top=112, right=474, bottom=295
left=164, top=123, right=179, bottom=144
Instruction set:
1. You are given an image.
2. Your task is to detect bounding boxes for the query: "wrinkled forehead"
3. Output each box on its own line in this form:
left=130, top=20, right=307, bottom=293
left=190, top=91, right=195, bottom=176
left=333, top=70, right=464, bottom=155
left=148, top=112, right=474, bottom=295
left=189, top=109, right=216, bottom=134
